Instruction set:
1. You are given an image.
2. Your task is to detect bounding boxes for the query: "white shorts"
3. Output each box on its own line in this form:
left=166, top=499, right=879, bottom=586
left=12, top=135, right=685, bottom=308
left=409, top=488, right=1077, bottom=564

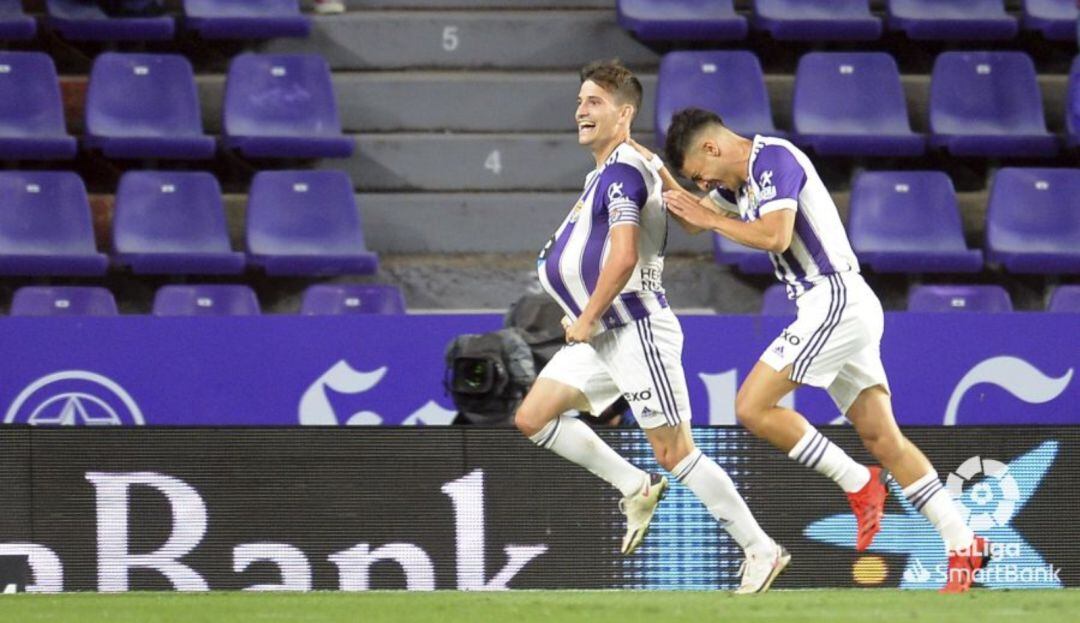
left=760, top=272, right=891, bottom=414
left=538, top=307, right=691, bottom=430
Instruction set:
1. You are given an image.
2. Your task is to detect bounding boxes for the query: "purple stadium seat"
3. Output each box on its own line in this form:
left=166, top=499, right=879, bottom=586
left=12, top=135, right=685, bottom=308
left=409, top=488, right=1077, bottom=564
left=301, top=284, right=407, bottom=315
left=0, top=52, right=77, bottom=160
left=986, top=168, right=1080, bottom=274
left=113, top=171, right=245, bottom=275
left=793, top=53, right=924, bottom=157
left=617, top=0, right=747, bottom=42
left=1048, top=286, right=1080, bottom=312
left=184, top=0, right=310, bottom=39
left=246, top=170, right=378, bottom=276
left=888, top=0, right=1017, bottom=40
left=908, top=285, right=1012, bottom=312
left=152, top=285, right=260, bottom=316
left=930, top=52, right=1057, bottom=158
left=10, top=286, right=118, bottom=316
left=0, top=171, right=107, bottom=276
left=656, top=51, right=780, bottom=147
left=761, top=284, right=797, bottom=316
left=1022, top=0, right=1077, bottom=41
left=0, top=0, right=36, bottom=40
left=753, top=0, right=881, bottom=41
left=85, top=53, right=215, bottom=160
left=1067, top=56, right=1080, bottom=148
left=223, top=54, right=354, bottom=159
left=46, top=0, right=174, bottom=41
left=849, top=171, right=982, bottom=273
left=713, top=235, right=774, bottom=274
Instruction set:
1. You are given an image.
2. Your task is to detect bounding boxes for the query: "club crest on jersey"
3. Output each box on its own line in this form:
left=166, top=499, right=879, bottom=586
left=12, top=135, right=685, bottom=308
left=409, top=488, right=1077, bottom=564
left=569, top=200, right=585, bottom=223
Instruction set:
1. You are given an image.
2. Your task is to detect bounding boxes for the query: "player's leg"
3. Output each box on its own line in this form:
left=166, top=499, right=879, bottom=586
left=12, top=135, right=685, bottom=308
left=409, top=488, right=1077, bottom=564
left=515, top=346, right=647, bottom=499
left=609, top=311, right=787, bottom=592
left=842, top=379, right=986, bottom=592
left=737, top=279, right=872, bottom=496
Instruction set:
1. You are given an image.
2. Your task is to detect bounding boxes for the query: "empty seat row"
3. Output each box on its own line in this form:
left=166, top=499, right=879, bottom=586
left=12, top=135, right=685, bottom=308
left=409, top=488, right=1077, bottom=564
left=763, top=284, right=1080, bottom=315
left=716, top=168, right=1080, bottom=275
left=658, top=50, right=1066, bottom=158
left=0, top=51, right=352, bottom=161
left=8, top=284, right=406, bottom=316
left=0, top=169, right=377, bottom=277
left=619, top=0, right=1077, bottom=43
left=0, top=0, right=309, bottom=42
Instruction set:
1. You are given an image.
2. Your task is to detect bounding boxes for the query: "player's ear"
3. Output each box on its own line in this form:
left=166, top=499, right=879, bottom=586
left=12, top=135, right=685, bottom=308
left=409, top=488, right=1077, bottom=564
left=618, top=103, right=636, bottom=125
left=702, top=139, right=721, bottom=158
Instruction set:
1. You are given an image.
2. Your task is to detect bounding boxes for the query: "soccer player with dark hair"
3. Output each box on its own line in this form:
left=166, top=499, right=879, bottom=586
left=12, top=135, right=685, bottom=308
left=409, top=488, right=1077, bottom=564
left=515, top=63, right=789, bottom=593
left=627, top=108, right=988, bottom=593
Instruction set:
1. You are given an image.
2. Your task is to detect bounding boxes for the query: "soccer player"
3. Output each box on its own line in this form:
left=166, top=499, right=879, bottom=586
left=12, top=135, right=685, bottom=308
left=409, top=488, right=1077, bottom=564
left=635, top=108, right=988, bottom=593
left=514, top=61, right=789, bottom=594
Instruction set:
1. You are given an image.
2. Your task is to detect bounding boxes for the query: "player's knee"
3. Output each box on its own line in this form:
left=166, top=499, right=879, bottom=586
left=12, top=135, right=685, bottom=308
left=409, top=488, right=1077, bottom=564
left=734, top=391, right=764, bottom=431
left=862, top=428, right=906, bottom=462
left=651, top=437, right=694, bottom=473
left=514, top=404, right=543, bottom=438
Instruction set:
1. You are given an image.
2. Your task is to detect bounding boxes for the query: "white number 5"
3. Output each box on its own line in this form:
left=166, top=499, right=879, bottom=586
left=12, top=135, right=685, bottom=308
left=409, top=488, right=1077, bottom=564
left=442, top=26, right=459, bottom=52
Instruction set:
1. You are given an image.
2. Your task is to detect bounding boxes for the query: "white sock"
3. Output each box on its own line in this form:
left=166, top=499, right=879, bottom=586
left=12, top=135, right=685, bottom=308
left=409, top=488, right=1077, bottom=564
left=903, top=470, right=974, bottom=552
left=788, top=427, right=870, bottom=493
left=673, top=449, right=773, bottom=556
left=530, top=415, right=645, bottom=497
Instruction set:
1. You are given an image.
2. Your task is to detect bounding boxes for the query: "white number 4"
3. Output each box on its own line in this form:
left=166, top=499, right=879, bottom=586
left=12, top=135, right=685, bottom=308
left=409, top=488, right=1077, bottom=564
left=442, top=26, right=459, bottom=52
left=484, top=150, right=502, bottom=175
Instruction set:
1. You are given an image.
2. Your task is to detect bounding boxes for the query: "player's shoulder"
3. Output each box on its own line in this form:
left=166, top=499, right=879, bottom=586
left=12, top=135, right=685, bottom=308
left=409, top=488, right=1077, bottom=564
left=599, top=144, right=650, bottom=194
left=750, top=137, right=807, bottom=183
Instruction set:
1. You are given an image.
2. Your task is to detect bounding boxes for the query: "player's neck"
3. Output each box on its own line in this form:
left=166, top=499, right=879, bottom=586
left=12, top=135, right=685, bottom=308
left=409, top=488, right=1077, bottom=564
left=591, top=133, right=628, bottom=167
left=732, top=136, right=754, bottom=188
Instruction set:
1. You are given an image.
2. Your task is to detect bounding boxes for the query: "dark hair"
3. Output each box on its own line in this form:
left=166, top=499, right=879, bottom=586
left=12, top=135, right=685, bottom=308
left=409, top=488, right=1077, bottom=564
left=579, top=59, right=643, bottom=121
left=664, top=108, right=725, bottom=172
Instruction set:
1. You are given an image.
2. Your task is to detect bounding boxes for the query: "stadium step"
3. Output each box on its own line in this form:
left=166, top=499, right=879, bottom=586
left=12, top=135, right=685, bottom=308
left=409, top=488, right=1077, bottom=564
left=263, top=10, right=659, bottom=70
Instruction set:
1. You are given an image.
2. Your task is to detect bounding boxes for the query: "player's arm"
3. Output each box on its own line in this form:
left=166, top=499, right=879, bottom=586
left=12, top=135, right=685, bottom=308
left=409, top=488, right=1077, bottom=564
left=568, top=224, right=639, bottom=343
left=665, top=192, right=795, bottom=253
left=626, top=137, right=725, bottom=235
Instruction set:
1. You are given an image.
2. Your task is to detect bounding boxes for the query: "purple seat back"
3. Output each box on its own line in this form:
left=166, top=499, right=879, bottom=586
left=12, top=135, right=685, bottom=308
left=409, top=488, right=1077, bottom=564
left=46, top=0, right=174, bottom=41
left=617, top=0, right=747, bottom=42
left=11, top=286, right=118, bottom=316
left=986, top=168, right=1080, bottom=272
left=301, top=284, right=407, bottom=315
left=1048, top=286, right=1080, bottom=312
left=1067, top=56, right=1080, bottom=143
left=849, top=172, right=979, bottom=268
left=888, top=0, right=1017, bottom=40
left=224, top=53, right=344, bottom=141
left=152, top=285, right=261, bottom=316
left=0, top=52, right=68, bottom=140
left=183, top=0, right=309, bottom=38
left=753, top=0, right=881, bottom=41
left=908, top=285, right=1013, bottom=312
left=87, top=53, right=206, bottom=140
left=113, top=171, right=244, bottom=274
left=247, top=170, right=369, bottom=256
left=794, top=53, right=913, bottom=137
left=656, top=51, right=776, bottom=145
left=1021, top=0, right=1078, bottom=41
left=0, top=0, right=36, bottom=40
left=0, top=171, right=107, bottom=275
left=931, top=52, right=1048, bottom=137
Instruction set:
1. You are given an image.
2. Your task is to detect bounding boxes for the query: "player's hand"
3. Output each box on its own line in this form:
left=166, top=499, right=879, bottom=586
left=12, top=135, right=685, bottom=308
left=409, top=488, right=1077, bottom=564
left=565, top=316, right=597, bottom=344
left=626, top=137, right=655, bottom=161
left=664, top=190, right=717, bottom=231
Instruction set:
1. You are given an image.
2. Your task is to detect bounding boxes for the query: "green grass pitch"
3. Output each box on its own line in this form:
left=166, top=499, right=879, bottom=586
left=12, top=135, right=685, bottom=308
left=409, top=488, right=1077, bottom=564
left=3, top=589, right=1079, bottom=623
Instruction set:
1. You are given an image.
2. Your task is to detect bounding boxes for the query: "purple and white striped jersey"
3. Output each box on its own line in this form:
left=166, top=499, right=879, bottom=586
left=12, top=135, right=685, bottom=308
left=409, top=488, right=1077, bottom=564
left=537, top=143, right=669, bottom=332
left=710, top=135, right=859, bottom=299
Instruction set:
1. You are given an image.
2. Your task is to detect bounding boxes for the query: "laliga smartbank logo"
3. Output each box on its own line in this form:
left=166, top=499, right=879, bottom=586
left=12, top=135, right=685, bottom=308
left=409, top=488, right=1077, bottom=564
left=807, top=441, right=1063, bottom=589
